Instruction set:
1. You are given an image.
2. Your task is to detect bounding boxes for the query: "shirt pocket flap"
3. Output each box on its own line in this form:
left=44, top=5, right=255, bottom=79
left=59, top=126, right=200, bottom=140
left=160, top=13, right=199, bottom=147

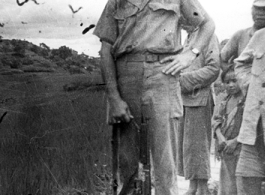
left=254, top=52, right=265, bottom=59
left=114, top=3, right=138, bottom=20
left=148, top=2, right=180, bottom=15
left=252, top=51, right=265, bottom=75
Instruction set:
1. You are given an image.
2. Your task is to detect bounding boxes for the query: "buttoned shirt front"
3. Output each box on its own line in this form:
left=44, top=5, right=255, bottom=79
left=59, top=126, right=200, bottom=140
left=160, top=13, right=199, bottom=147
left=235, top=28, right=265, bottom=145
left=94, top=0, right=206, bottom=58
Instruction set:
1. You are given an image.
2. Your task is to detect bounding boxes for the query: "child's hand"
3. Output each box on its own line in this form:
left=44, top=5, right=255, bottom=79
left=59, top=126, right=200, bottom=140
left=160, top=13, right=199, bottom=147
left=217, top=140, right=227, bottom=153
left=224, top=139, right=238, bottom=154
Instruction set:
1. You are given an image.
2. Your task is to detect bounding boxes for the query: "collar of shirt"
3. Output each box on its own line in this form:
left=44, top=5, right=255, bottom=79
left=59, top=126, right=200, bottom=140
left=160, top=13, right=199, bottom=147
left=127, top=0, right=150, bottom=11
left=249, top=26, right=257, bottom=37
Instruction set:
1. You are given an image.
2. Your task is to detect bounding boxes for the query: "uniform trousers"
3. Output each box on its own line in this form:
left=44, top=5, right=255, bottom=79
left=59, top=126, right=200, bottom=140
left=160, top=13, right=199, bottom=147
left=115, top=55, right=183, bottom=195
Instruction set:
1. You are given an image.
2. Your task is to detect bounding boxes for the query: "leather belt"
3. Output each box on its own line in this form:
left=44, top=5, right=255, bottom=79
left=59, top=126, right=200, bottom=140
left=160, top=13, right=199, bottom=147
left=118, top=53, right=175, bottom=62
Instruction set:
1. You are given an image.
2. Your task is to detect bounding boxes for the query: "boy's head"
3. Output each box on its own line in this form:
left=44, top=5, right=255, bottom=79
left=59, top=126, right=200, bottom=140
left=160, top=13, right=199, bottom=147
left=221, top=65, right=241, bottom=95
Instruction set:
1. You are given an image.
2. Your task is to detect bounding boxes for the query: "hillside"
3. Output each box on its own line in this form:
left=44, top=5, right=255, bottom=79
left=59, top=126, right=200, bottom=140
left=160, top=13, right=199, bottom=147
left=0, top=39, right=101, bottom=77
left=0, top=39, right=110, bottom=195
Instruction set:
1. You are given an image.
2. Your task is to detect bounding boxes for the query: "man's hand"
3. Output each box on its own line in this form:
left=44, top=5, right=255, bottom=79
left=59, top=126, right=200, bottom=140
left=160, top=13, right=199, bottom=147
left=161, top=50, right=197, bottom=76
left=108, top=97, right=133, bottom=125
left=224, top=139, right=238, bottom=154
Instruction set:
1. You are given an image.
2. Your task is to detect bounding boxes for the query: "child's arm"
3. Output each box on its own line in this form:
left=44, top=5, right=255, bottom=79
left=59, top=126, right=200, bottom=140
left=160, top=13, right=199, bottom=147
left=224, top=137, right=238, bottom=154
left=215, top=128, right=226, bottom=144
left=215, top=127, right=227, bottom=152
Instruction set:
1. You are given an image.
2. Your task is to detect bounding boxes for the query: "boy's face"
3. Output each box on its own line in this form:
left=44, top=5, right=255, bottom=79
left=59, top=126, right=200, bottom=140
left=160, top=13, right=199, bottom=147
left=224, top=71, right=241, bottom=95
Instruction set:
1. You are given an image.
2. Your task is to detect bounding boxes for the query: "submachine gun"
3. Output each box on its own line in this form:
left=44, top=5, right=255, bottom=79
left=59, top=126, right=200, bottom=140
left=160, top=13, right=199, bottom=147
left=134, top=111, right=152, bottom=195
left=112, top=105, right=152, bottom=195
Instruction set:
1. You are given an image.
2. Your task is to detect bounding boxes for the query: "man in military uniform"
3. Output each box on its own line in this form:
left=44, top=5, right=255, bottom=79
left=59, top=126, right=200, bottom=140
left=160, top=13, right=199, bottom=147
left=221, top=0, right=265, bottom=72
left=235, top=16, right=265, bottom=195
left=93, top=0, right=215, bottom=194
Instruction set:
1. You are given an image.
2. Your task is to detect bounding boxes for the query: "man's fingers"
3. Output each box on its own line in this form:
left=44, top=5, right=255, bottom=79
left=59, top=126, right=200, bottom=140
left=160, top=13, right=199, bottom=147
left=160, top=55, right=174, bottom=64
left=127, top=109, right=134, bottom=119
left=124, top=109, right=133, bottom=123
left=162, top=61, right=176, bottom=73
left=109, top=117, right=117, bottom=125
left=163, top=62, right=181, bottom=75
left=171, top=65, right=184, bottom=75
left=113, top=116, right=122, bottom=123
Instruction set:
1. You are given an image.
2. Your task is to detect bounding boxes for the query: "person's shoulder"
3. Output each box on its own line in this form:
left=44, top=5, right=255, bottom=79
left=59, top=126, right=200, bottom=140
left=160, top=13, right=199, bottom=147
left=246, top=28, right=265, bottom=47
left=211, top=33, right=219, bottom=42
left=232, top=27, right=252, bottom=38
left=253, top=28, right=265, bottom=38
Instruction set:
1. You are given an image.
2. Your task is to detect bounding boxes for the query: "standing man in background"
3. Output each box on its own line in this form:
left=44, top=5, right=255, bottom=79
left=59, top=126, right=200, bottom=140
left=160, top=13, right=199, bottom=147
left=221, top=0, right=265, bottom=73
left=235, top=27, right=265, bottom=195
left=93, top=0, right=215, bottom=194
left=177, top=22, right=220, bottom=195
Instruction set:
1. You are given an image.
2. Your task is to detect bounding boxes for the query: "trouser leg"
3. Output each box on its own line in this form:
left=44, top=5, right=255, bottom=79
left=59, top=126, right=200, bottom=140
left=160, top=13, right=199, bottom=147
left=151, top=116, right=179, bottom=195
left=237, top=176, right=263, bottom=195
left=236, top=119, right=265, bottom=195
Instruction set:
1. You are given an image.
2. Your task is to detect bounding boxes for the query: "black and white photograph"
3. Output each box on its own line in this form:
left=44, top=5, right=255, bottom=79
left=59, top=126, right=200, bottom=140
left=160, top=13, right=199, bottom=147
left=1, top=0, right=265, bottom=195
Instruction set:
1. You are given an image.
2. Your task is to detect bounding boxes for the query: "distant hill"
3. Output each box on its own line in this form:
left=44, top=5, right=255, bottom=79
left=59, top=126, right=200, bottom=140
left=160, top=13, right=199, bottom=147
left=0, top=38, right=101, bottom=75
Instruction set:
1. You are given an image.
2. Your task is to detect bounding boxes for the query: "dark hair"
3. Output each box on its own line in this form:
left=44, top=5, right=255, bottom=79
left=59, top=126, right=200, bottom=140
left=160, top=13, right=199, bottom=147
left=221, top=64, right=235, bottom=83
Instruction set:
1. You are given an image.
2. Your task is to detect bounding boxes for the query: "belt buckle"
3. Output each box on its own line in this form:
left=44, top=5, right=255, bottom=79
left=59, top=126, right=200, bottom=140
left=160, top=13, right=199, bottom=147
left=145, top=54, right=158, bottom=62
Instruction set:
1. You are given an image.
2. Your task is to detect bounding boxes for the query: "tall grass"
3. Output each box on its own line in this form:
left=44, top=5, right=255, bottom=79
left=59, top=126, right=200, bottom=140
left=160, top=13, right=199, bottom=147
left=0, top=73, right=112, bottom=195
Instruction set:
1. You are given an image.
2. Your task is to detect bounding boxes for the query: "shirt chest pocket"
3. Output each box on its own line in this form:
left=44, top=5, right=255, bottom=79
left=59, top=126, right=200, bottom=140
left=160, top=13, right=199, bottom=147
left=252, top=52, right=265, bottom=76
left=113, top=3, right=138, bottom=31
left=148, top=2, right=180, bottom=18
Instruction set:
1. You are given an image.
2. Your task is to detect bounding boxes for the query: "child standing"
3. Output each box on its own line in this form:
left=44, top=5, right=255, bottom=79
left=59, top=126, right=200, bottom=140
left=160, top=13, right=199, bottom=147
left=212, top=65, right=245, bottom=195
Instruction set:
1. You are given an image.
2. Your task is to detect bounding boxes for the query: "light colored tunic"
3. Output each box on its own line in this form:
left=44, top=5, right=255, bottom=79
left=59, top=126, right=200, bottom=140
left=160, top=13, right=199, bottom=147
left=235, top=28, right=265, bottom=145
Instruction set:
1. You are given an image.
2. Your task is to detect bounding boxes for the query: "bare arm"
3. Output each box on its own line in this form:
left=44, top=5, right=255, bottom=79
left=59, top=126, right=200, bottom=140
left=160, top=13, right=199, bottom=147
left=162, top=13, right=215, bottom=75
left=221, top=31, right=241, bottom=63
left=101, top=42, right=119, bottom=99
left=215, top=128, right=227, bottom=145
left=101, top=41, right=132, bottom=124
left=190, top=14, right=216, bottom=53
left=212, top=100, right=227, bottom=149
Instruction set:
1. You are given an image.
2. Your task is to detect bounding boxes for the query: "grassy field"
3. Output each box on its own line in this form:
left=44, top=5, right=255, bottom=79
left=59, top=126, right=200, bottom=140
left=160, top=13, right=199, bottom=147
left=0, top=67, right=228, bottom=195
left=0, top=71, right=112, bottom=195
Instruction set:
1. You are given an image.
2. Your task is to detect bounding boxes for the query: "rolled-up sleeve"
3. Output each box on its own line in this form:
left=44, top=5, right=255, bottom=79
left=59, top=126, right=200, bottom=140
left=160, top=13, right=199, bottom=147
left=93, top=0, right=118, bottom=45
left=180, top=0, right=205, bottom=28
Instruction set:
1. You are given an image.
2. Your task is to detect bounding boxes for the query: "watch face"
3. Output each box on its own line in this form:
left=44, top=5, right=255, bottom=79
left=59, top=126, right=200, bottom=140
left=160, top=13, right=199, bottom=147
left=192, top=48, right=199, bottom=54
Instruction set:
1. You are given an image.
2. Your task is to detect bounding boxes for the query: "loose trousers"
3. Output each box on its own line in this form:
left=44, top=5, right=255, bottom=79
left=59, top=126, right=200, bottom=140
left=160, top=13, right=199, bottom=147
left=115, top=57, right=183, bottom=195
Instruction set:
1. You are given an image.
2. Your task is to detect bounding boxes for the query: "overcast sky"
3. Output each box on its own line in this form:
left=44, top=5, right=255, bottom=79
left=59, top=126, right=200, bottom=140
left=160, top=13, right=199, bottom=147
left=1, top=0, right=253, bottom=57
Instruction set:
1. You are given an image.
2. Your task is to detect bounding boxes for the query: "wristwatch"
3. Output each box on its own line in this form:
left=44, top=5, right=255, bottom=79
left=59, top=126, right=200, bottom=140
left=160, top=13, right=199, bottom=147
left=191, top=48, right=200, bottom=57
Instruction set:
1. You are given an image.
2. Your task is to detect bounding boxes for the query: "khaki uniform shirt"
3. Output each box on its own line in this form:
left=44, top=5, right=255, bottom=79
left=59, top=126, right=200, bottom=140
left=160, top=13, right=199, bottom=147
left=180, top=32, right=220, bottom=107
left=94, top=0, right=206, bottom=58
left=235, top=28, right=265, bottom=145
